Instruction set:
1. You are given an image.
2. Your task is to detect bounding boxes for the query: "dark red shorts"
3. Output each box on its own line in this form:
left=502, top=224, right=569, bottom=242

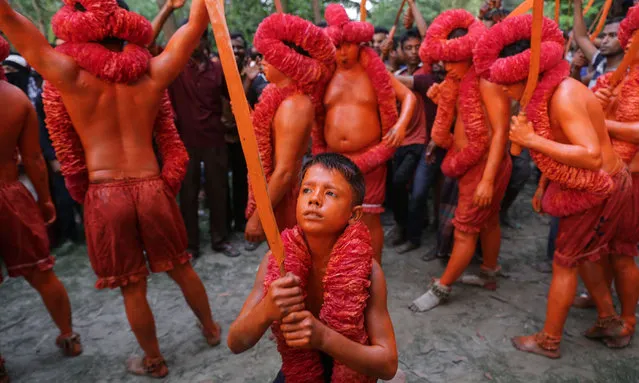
left=554, top=168, right=633, bottom=268
left=610, top=172, right=639, bottom=258
left=84, top=176, right=191, bottom=289
left=0, top=181, right=53, bottom=284
left=361, top=165, right=386, bottom=214
left=453, top=156, right=512, bottom=233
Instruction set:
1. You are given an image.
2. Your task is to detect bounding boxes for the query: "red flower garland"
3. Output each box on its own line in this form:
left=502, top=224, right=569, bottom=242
left=263, top=222, right=374, bottom=383
left=593, top=69, right=639, bottom=163
left=0, top=36, right=8, bottom=81
left=52, top=0, right=152, bottom=46
left=324, top=4, right=374, bottom=46
left=618, top=4, right=639, bottom=49
left=474, top=15, right=614, bottom=216
left=419, top=9, right=485, bottom=75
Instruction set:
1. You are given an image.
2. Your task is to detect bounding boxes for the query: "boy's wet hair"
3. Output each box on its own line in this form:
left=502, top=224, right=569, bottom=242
left=300, top=153, right=365, bottom=206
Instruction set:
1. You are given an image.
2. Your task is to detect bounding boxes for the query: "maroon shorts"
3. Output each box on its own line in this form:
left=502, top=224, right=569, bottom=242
left=453, top=156, right=512, bottom=233
left=362, top=165, right=386, bottom=214
left=84, top=176, right=191, bottom=289
left=609, top=172, right=639, bottom=258
left=554, top=168, right=633, bottom=268
left=0, top=181, right=53, bottom=284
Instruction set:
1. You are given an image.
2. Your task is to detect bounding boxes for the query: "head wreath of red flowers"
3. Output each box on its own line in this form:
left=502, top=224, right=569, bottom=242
left=254, top=13, right=335, bottom=87
left=619, top=4, right=639, bottom=49
left=473, top=15, right=564, bottom=83
left=324, top=3, right=374, bottom=46
left=419, top=9, right=485, bottom=74
left=52, top=0, right=151, bottom=45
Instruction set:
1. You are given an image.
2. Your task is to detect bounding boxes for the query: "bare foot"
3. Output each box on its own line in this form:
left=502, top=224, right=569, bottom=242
left=584, top=316, right=624, bottom=339
left=511, top=335, right=560, bottom=359
left=126, top=356, right=169, bottom=379
left=198, top=321, right=222, bottom=347
left=56, top=332, right=83, bottom=357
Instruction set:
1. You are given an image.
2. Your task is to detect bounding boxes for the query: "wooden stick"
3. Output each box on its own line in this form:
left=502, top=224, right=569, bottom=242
left=204, top=0, right=285, bottom=272
left=274, top=0, right=283, bottom=14
left=582, top=0, right=595, bottom=15
left=609, top=34, right=639, bottom=87
left=590, top=0, right=613, bottom=41
left=511, top=0, right=543, bottom=156
left=360, top=0, right=367, bottom=22
left=508, top=0, right=534, bottom=18
left=381, top=0, right=407, bottom=61
left=555, top=0, right=560, bottom=23
left=588, top=5, right=604, bottom=34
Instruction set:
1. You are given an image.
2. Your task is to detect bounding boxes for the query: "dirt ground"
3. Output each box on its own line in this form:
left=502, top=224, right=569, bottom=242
left=1, top=182, right=638, bottom=383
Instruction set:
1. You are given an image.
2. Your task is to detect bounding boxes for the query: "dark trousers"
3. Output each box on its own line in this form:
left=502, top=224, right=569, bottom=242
left=502, top=149, right=532, bottom=213
left=48, top=167, right=81, bottom=248
left=394, top=144, right=444, bottom=245
left=180, top=145, right=229, bottom=253
left=228, top=142, right=248, bottom=232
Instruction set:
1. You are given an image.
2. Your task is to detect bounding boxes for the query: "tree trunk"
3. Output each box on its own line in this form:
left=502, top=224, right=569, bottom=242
left=312, top=0, right=322, bottom=24
left=155, top=0, right=179, bottom=43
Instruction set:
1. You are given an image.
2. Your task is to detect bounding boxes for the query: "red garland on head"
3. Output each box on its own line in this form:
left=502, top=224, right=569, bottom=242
left=245, top=15, right=335, bottom=220
left=324, top=3, right=374, bottom=46
left=0, top=36, right=8, bottom=80
left=474, top=15, right=614, bottom=216
left=618, top=4, right=639, bottom=49
left=42, top=0, right=187, bottom=203
left=419, top=9, right=485, bottom=75
left=264, top=222, right=375, bottom=383
left=419, top=10, right=488, bottom=178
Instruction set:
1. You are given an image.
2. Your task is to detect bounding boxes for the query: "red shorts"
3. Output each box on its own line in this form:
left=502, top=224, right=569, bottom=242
left=0, top=181, right=53, bottom=284
left=554, top=168, right=633, bottom=268
left=453, top=156, right=512, bottom=233
left=609, top=172, right=639, bottom=258
left=362, top=165, right=386, bottom=214
left=84, top=177, right=191, bottom=289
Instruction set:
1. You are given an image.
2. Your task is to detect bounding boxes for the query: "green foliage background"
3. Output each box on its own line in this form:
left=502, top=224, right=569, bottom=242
left=5, top=0, right=618, bottom=45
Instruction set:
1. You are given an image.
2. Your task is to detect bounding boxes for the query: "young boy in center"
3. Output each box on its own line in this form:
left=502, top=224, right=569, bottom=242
left=227, top=153, right=398, bottom=382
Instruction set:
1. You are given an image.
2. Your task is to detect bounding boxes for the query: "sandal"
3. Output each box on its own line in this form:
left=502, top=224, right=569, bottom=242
left=56, top=332, right=83, bottom=357
left=127, top=356, right=169, bottom=379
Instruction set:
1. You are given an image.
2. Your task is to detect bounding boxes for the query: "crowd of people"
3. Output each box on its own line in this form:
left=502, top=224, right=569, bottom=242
left=1, top=0, right=639, bottom=381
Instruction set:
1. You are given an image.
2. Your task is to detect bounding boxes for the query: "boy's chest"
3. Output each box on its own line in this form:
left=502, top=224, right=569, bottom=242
left=305, top=272, right=325, bottom=317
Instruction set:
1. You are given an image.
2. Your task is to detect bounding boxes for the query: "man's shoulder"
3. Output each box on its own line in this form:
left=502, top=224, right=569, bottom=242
left=0, top=81, right=32, bottom=110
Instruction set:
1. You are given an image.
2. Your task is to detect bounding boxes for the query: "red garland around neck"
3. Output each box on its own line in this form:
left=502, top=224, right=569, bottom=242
left=57, top=42, right=151, bottom=83
left=431, top=68, right=490, bottom=178
left=263, top=222, right=375, bottom=383
left=593, top=68, right=639, bottom=164
left=526, top=62, right=615, bottom=217
left=245, top=84, right=302, bottom=219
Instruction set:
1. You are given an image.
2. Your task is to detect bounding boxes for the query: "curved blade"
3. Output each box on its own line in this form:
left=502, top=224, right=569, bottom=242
left=583, top=0, right=595, bottom=15
left=590, top=0, right=613, bottom=41
left=204, top=0, right=285, bottom=270
left=508, top=0, right=534, bottom=18
left=274, top=0, right=283, bottom=14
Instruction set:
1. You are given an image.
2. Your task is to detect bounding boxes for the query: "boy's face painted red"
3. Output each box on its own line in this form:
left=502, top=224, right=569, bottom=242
left=296, top=165, right=360, bottom=236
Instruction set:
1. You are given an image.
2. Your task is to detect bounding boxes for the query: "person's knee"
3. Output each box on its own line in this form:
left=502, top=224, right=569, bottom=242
left=24, top=269, right=56, bottom=290
left=167, top=262, right=195, bottom=284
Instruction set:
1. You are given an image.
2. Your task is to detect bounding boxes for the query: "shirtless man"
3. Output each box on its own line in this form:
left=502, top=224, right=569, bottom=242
left=315, top=3, right=416, bottom=261
left=409, top=9, right=512, bottom=312
left=0, top=36, right=81, bottom=383
left=0, top=0, right=220, bottom=376
left=474, top=15, right=632, bottom=358
left=243, top=13, right=335, bottom=244
left=588, top=4, right=639, bottom=347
